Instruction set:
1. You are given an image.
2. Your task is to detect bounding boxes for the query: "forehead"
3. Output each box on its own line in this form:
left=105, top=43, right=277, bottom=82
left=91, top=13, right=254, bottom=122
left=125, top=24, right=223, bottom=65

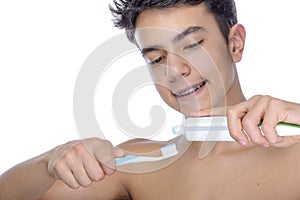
left=134, top=4, right=218, bottom=47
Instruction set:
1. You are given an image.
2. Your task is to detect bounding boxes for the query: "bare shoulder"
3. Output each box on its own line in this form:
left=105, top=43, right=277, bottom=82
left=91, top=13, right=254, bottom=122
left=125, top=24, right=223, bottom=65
left=118, top=138, right=169, bottom=155
left=249, top=141, right=300, bottom=164
left=42, top=173, right=130, bottom=200
left=281, top=142, right=300, bottom=163
left=272, top=143, right=300, bottom=187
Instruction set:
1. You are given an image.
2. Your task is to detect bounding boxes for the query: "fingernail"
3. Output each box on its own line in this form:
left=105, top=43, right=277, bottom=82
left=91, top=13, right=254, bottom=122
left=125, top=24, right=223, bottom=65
left=263, top=143, right=270, bottom=148
left=113, top=148, right=125, bottom=157
left=239, top=139, right=247, bottom=146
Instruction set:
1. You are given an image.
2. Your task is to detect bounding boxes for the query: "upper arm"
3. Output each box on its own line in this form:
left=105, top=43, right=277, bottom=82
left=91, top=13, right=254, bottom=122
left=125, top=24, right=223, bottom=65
left=41, top=171, right=129, bottom=200
left=40, top=139, right=168, bottom=199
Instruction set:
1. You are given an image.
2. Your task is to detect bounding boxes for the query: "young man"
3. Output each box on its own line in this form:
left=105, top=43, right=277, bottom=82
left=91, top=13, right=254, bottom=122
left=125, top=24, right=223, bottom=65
left=1, top=0, right=300, bottom=199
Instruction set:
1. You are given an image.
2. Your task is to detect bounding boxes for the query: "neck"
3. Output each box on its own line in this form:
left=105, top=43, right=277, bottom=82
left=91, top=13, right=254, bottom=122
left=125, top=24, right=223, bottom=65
left=222, top=66, right=246, bottom=107
left=190, top=69, right=247, bottom=155
left=188, top=141, right=247, bottom=158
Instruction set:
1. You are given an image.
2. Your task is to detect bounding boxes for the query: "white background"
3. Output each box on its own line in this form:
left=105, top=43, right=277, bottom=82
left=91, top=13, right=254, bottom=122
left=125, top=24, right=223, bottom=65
left=1, top=0, right=300, bottom=174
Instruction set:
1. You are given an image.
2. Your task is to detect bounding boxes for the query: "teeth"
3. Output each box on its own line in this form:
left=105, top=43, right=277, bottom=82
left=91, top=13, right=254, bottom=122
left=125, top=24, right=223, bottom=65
left=176, top=81, right=206, bottom=97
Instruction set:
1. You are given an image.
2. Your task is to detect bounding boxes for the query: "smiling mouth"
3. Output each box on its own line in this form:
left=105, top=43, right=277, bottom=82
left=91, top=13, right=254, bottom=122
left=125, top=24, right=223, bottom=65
left=174, top=80, right=207, bottom=97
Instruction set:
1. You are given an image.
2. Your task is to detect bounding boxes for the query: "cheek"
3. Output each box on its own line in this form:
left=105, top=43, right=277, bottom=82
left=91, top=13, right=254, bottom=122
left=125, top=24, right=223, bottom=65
left=148, top=67, right=166, bottom=85
left=217, top=46, right=235, bottom=82
left=215, top=56, right=235, bottom=91
left=155, top=85, right=168, bottom=96
left=194, top=47, right=234, bottom=106
left=206, top=46, right=234, bottom=87
left=188, top=49, right=223, bottom=80
left=155, top=85, right=180, bottom=110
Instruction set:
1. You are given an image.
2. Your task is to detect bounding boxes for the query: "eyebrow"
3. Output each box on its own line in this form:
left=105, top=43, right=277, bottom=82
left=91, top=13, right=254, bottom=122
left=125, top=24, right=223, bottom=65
left=141, top=45, right=163, bottom=56
left=172, top=26, right=205, bottom=43
left=140, top=26, right=205, bottom=56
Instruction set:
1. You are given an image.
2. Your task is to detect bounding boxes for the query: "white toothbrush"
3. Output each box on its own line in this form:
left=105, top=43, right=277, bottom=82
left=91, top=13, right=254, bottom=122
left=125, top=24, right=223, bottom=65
left=173, top=116, right=300, bottom=141
left=116, top=143, right=178, bottom=166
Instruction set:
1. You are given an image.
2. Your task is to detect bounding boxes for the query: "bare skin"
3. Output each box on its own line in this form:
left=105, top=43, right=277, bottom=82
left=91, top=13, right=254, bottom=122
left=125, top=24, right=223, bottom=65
left=40, top=139, right=300, bottom=200
left=1, top=3, right=300, bottom=200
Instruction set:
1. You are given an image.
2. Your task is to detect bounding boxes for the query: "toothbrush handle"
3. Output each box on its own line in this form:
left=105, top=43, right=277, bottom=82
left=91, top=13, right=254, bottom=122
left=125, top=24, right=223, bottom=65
left=173, top=123, right=300, bottom=142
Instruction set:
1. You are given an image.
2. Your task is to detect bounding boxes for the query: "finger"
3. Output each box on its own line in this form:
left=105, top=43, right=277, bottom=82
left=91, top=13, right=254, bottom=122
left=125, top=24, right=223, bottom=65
left=81, top=151, right=105, bottom=182
left=113, top=147, right=126, bottom=158
left=225, top=97, right=263, bottom=146
left=93, top=141, right=117, bottom=175
left=241, top=101, right=270, bottom=147
left=53, top=161, right=80, bottom=189
left=66, top=155, right=93, bottom=187
left=190, top=105, right=249, bottom=144
left=99, top=147, right=126, bottom=175
left=242, top=117, right=269, bottom=147
left=71, top=166, right=93, bottom=188
left=99, top=156, right=116, bottom=176
left=226, top=107, right=249, bottom=146
left=60, top=171, right=80, bottom=189
left=261, top=108, right=284, bottom=144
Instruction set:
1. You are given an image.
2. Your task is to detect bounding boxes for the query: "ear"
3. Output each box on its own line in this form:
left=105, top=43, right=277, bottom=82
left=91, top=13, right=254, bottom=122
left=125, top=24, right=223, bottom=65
left=228, top=24, right=246, bottom=63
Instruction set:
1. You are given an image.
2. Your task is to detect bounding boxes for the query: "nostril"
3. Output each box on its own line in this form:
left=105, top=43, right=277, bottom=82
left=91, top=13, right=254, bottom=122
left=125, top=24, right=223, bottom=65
left=166, top=65, right=191, bottom=82
left=166, top=52, right=191, bottom=81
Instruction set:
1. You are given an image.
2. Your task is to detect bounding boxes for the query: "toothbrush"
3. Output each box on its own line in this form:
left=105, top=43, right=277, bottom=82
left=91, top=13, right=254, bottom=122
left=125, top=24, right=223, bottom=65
left=116, top=143, right=178, bottom=166
left=173, top=116, right=300, bottom=141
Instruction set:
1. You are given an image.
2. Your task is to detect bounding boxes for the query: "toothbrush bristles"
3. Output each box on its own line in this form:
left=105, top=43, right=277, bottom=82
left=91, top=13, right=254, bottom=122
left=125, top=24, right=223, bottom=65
left=161, top=143, right=178, bottom=159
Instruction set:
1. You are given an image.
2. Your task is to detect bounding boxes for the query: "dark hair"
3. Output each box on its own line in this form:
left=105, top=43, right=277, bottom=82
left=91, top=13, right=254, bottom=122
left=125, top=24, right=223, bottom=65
left=110, top=0, right=237, bottom=44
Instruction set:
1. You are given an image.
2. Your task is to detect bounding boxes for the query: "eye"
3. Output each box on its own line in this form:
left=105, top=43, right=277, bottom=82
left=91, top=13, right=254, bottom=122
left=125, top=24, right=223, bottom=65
left=183, top=40, right=203, bottom=50
left=149, top=55, right=166, bottom=65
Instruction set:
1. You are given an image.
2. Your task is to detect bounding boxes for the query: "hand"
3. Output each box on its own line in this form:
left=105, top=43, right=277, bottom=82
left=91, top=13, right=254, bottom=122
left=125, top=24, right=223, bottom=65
left=191, top=95, right=300, bottom=148
left=45, top=138, right=125, bottom=189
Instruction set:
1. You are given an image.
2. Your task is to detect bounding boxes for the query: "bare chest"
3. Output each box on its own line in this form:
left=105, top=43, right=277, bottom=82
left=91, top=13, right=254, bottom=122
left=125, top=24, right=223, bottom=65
left=126, top=149, right=300, bottom=200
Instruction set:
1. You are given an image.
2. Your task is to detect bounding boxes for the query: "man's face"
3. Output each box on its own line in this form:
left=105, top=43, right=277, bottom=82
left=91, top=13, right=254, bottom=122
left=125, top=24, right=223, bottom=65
left=134, top=4, right=238, bottom=116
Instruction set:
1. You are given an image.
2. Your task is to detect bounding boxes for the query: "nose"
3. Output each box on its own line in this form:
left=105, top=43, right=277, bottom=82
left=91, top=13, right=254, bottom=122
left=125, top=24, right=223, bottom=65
left=166, top=52, right=191, bottom=82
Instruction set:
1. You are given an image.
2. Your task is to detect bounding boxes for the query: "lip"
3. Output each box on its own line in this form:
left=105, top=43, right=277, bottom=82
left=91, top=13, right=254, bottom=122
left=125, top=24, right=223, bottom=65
left=173, top=80, right=207, bottom=101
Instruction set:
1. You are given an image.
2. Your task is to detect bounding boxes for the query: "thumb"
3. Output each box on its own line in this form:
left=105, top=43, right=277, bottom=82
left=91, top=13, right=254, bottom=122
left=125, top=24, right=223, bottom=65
left=113, top=147, right=126, bottom=158
left=189, top=106, right=227, bottom=117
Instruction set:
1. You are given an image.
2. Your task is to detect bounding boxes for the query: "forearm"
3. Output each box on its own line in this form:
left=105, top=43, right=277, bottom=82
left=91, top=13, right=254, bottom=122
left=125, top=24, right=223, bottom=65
left=0, top=153, right=56, bottom=200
